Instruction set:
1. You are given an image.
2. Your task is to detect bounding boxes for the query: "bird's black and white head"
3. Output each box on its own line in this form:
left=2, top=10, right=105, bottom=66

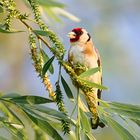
left=68, top=28, right=91, bottom=44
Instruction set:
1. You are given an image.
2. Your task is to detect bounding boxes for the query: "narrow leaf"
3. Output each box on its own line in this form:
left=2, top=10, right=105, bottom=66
left=131, top=119, right=140, bottom=127
left=0, top=6, right=4, bottom=13
left=38, top=0, right=65, bottom=8
left=52, top=8, right=80, bottom=22
left=104, top=116, right=135, bottom=140
left=22, top=105, right=75, bottom=127
left=40, top=49, right=54, bottom=74
left=107, top=102, right=140, bottom=119
left=10, top=95, right=53, bottom=104
left=85, top=133, right=96, bottom=140
left=40, top=49, right=49, bottom=62
left=25, top=105, right=75, bottom=125
left=79, top=108, right=91, bottom=132
left=1, top=93, right=21, bottom=98
left=109, top=108, right=140, bottom=120
left=61, top=76, right=74, bottom=101
left=0, top=92, right=3, bottom=97
left=0, top=137, right=8, bottom=140
left=0, top=27, right=23, bottom=33
left=4, top=123, right=24, bottom=139
left=42, top=56, right=55, bottom=77
left=97, top=107, right=108, bottom=126
left=34, top=30, right=50, bottom=36
left=49, top=121, right=62, bottom=131
left=23, top=112, right=63, bottom=140
left=44, top=7, right=62, bottom=22
left=79, top=67, right=100, bottom=78
left=81, top=79, right=108, bottom=90
left=3, top=102, right=24, bottom=127
left=108, top=102, right=140, bottom=112
left=79, top=97, right=89, bottom=112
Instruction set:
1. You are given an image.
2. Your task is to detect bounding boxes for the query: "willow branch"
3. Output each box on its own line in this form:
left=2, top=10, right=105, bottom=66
left=20, top=19, right=51, bottom=49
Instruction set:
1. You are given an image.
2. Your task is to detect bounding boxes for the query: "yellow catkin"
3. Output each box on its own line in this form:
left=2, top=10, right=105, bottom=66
left=30, top=47, right=42, bottom=74
left=43, top=75, right=56, bottom=101
left=84, top=92, right=98, bottom=122
left=39, top=53, right=43, bottom=68
left=30, top=43, right=55, bottom=101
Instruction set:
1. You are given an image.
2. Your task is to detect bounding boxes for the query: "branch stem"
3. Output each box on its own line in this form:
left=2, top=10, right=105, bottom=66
left=20, top=19, right=51, bottom=48
left=77, top=88, right=81, bottom=140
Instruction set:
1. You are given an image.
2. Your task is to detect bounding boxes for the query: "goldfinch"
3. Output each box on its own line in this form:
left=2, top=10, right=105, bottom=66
left=68, top=28, right=105, bottom=129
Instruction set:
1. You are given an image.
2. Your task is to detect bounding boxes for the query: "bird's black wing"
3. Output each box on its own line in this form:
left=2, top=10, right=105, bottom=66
left=95, top=48, right=102, bottom=100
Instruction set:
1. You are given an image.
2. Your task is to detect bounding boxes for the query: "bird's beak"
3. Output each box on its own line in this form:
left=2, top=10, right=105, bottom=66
left=67, top=32, right=76, bottom=39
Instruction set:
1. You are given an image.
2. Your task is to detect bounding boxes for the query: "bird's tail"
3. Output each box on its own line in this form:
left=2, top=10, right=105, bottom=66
left=90, top=116, right=105, bottom=129
left=84, top=90, right=105, bottom=129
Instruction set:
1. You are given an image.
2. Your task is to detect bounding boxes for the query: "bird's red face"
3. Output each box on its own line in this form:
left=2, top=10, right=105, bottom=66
left=68, top=28, right=83, bottom=42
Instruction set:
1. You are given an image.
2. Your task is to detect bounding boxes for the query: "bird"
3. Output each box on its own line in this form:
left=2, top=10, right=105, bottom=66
left=68, top=27, right=105, bottom=129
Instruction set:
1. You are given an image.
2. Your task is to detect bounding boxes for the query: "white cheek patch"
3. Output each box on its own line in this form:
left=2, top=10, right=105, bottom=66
left=79, top=29, right=89, bottom=43
left=79, top=34, right=89, bottom=43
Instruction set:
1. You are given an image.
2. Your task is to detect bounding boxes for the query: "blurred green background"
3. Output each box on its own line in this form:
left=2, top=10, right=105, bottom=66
left=0, top=0, right=140, bottom=139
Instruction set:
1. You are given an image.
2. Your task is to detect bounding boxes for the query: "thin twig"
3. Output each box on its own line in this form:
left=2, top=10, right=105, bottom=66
left=77, top=88, right=81, bottom=140
left=70, top=103, right=77, bottom=118
left=20, top=19, right=51, bottom=48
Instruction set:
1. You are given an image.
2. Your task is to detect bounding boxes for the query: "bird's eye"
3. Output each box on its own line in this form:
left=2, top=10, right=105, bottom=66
left=75, top=31, right=83, bottom=36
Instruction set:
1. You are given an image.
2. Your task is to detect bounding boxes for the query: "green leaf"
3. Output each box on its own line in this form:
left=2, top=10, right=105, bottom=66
left=84, top=134, right=90, bottom=140
left=2, top=102, right=24, bottom=127
left=21, top=105, right=72, bottom=133
left=38, top=0, right=65, bottom=8
left=52, top=8, right=80, bottom=22
left=97, top=107, right=108, bottom=126
left=24, top=111, right=63, bottom=140
left=79, top=67, right=100, bottom=78
left=0, top=5, right=4, bottom=13
left=22, top=105, right=73, bottom=128
left=104, top=116, right=135, bottom=140
left=0, top=27, right=23, bottom=33
left=79, top=108, right=91, bottom=132
left=131, top=119, right=140, bottom=127
left=109, top=102, right=140, bottom=112
left=4, top=122, right=25, bottom=140
left=48, top=121, right=62, bottom=131
left=109, top=108, right=140, bottom=120
left=80, top=79, right=108, bottom=90
left=42, top=56, right=55, bottom=77
left=85, top=133, right=96, bottom=140
left=10, top=95, right=53, bottom=104
left=0, top=92, right=3, bottom=97
left=25, top=105, right=75, bottom=125
left=34, top=30, right=51, bottom=36
left=61, top=76, right=74, bottom=101
left=44, top=7, right=62, bottom=22
left=1, top=93, right=21, bottom=98
left=0, top=137, right=8, bottom=140
left=107, top=102, right=140, bottom=119
left=40, top=49, right=54, bottom=74
left=40, top=49, right=48, bottom=62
